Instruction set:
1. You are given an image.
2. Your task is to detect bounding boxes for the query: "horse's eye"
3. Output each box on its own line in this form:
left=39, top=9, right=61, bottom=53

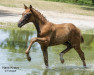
left=24, top=13, right=31, bottom=19
left=27, top=13, right=31, bottom=16
left=26, top=13, right=31, bottom=16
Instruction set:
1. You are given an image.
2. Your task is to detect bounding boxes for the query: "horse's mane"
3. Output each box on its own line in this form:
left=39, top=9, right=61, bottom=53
left=32, top=8, right=47, bottom=24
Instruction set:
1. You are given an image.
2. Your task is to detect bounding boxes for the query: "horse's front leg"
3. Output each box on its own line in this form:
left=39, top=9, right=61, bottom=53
left=41, top=46, right=48, bottom=68
left=25, top=37, right=47, bottom=61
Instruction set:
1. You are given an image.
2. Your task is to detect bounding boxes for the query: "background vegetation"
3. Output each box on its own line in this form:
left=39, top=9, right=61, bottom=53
left=0, top=0, right=94, bottom=16
left=45, top=0, right=94, bottom=5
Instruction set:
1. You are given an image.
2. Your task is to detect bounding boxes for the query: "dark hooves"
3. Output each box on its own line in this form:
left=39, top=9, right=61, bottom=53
left=46, top=66, right=49, bottom=68
left=83, top=60, right=87, bottom=68
left=83, top=66, right=87, bottom=68
left=60, top=59, right=64, bottom=64
left=83, top=64, right=87, bottom=68
left=27, top=56, right=31, bottom=61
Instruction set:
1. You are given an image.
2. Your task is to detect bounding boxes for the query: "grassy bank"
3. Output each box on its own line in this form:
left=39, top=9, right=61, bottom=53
left=0, top=22, right=94, bottom=34
left=0, top=22, right=35, bottom=31
left=0, top=0, right=94, bottom=16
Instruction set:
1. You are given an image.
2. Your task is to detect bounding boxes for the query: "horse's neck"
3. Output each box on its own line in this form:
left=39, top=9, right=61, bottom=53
left=33, top=19, right=46, bottom=37
left=32, top=8, right=48, bottom=36
left=33, top=20, right=41, bottom=34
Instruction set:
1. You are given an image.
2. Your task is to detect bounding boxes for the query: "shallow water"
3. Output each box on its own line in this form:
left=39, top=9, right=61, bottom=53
left=0, top=29, right=94, bottom=75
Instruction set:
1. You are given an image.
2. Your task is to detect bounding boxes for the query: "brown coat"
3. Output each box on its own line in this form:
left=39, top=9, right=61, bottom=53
left=18, top=4, right=86, bottom=67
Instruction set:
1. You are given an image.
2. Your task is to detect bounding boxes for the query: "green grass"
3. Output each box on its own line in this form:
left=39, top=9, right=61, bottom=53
left=45, top=0, right=93, bottom=5
left=82, top=30, right=94, bottom=34
left=0, top=22, right=35, bottom=31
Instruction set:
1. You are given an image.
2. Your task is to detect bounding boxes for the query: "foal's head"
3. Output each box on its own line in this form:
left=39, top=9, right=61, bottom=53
left=18, top=4, right=34, bottom=28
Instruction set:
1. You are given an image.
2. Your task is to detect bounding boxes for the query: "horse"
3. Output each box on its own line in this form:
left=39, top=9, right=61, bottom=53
left=18, top=4, right=86, bottom=67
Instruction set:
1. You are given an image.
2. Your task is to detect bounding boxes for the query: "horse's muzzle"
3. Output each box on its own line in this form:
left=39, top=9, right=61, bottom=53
left=18, top=21, right=24, bottom=28
left=18, top=23, right=22, bottom=28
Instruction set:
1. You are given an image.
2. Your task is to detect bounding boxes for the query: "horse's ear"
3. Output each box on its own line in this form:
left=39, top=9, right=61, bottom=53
left=29, top=5, right=32, bottom=11
left=24, top=4, right=28, bottom=9
left=30, top=5, right=32, bottom=8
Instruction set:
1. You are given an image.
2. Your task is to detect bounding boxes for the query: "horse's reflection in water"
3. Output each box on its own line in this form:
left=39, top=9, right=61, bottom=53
left=43, top=68, right=86, bottom=75
left=26, top=67, right=94, bottom=75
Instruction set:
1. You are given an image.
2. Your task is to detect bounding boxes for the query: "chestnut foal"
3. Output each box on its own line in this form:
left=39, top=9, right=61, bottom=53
left=18, top=4, right=86, bottom=67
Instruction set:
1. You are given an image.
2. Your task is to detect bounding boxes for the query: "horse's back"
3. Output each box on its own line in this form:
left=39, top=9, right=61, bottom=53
left=55, top=23, right=80, bottom=35
left=55, top=23, right=79, bottom=35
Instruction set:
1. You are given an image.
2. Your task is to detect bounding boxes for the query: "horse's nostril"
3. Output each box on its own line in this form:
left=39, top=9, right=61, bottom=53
left=18, top=22, right=22, bottom=28
left=18, top=24, right=20, bottom=27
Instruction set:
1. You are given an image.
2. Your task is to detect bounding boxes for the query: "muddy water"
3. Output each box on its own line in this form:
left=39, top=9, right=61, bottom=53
left=0, top=29, right=94, bottom=75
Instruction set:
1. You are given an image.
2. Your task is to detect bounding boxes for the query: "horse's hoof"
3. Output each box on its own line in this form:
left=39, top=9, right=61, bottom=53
left=60, top=59, right=64, bottom=64
left=83, top=66, right=87, bottom=68
left=27, top=57, right=31, bottom=61
left=83, top=64, right=87, bottom=68
left=46, top=66, right=49, bottom=68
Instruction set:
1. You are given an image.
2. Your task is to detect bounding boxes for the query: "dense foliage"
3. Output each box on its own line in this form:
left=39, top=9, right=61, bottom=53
left=45, top=0, right=94, bottom=5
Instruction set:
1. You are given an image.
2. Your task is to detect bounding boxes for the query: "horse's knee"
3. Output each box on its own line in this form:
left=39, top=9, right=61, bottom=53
left=31, top=37, right=37, bottom=43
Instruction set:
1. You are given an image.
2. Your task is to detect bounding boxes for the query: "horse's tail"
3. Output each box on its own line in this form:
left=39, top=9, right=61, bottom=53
left=81, top=35, right=84, bottom=43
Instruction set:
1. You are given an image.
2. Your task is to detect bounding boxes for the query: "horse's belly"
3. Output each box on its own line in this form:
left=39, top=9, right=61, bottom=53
left=49, top=35, right=68, bottom=46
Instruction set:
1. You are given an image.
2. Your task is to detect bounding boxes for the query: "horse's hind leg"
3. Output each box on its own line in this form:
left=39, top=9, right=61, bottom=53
left=41, top=46, right=48, bottom=67
left=73, top=45, right=86, bottom=67
left=71, top=36, right=86, bottom=67
left=60, top=41, right=72, bottom=64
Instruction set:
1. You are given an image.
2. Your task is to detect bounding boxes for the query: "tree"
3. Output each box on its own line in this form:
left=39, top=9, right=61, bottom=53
left=75, top=0, right=78, bottom=2
left=92, top=0, right=94, bottom=4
